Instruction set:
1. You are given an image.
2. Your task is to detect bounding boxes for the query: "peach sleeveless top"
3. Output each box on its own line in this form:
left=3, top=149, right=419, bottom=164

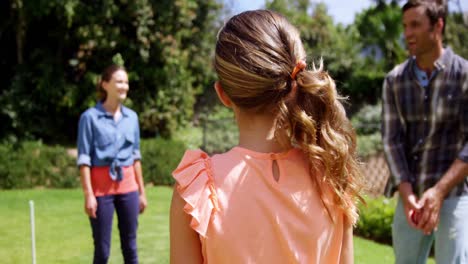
left=173, top=147, right=345, bottom=264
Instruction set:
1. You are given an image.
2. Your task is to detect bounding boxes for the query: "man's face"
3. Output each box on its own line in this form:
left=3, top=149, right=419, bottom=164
left=402, top=6, right=441, bottom=57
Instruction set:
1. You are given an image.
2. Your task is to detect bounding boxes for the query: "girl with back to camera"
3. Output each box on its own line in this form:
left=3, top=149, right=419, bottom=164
left=77, top=65, right=147, bottom=264
left=170, top=10, right=362, bottom=264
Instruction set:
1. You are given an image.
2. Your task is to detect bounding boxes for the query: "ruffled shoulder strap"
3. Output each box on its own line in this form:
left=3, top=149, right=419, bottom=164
left=172, top=149, right=219, bottom=238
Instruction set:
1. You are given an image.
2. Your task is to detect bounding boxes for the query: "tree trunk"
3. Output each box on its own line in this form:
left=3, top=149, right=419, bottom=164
left=13, top=0, right=26, bottom=64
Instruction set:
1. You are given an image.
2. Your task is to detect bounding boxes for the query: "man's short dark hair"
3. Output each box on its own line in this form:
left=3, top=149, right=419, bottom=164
left=402, top=0, right=447, bottom=34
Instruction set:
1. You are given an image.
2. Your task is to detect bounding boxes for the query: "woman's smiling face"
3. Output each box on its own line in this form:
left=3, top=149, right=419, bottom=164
left=102, top=69, right=129, bottom=102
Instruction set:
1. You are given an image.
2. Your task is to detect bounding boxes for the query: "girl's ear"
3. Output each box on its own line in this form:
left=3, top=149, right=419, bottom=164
left=214, top=81, right=233, bottom=108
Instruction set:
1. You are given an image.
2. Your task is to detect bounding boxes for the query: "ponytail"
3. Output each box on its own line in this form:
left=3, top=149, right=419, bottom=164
left=213, top=10, right=363, bottom=224
left=276, top=62, right=363, bottom=225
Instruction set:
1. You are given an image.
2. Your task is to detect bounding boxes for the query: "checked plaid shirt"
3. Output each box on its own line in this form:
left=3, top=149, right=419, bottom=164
left=382, top=48, right=468, bottom=198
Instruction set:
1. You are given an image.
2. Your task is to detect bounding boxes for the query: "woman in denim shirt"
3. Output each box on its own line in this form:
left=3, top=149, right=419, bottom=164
left=77, top=65, right=147, bottom=264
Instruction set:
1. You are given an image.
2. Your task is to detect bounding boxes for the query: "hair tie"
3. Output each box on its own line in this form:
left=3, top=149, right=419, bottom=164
left=290, top=60, right=306, bottom=80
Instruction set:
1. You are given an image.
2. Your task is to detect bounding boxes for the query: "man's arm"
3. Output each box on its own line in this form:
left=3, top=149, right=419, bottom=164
left=435, top=160, right=468, bottom=198
left=417, top=159, right=468, bottom=234
left=382, top=76, right=412, bottom=188
left=382, top=75, right=420, bottom=226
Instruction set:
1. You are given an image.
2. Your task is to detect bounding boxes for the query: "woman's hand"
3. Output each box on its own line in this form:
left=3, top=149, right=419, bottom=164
left=139, top=193, right=148, bottom=214
left=85, top=194, right=98, bottom=218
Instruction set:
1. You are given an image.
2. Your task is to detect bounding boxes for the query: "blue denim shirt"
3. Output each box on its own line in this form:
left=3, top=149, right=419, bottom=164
left=77, top=102, right=142, bottom=181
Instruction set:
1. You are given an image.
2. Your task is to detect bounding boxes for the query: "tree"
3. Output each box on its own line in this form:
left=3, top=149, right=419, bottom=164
left=265, top=0, right=368, bottom=111
left=0, top=0, right=222, bottom=142
left=354, top=1, right=406, bottom=71
left=445, top=12, right=468, bottom=58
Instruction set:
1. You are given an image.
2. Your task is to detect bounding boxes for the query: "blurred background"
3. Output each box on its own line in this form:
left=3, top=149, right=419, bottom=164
left=0, top=0, right=466, bottom=191
left=0, top=0, right=467, bottom=190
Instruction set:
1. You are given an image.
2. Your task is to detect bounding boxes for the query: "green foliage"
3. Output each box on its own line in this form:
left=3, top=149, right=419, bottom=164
left=1, top=0, right=466, bottom=145
left=136, top=0, right=221, bottom=137
left=352, top=103, right=383, bottom=157
left=199, top=106, right=238, bottom=154
left=445, top=13, right=468, bottom=59
left=265, top=0, right=377, bottom=110
left=355, top=195, right=396, bottom=245
left=112, top=53, right=125, bottom=66
left=0, top=137, right=187, bottom=189
left=140, top=137, right=186, bottom=185
left=357, top=133, right=383, bottom=158
left=343, top=71, right=386, bottom=111
left=352, top=103, right=382, bottom=135
left=173, top=125, right=203, bottom=150
left=1, top=0, right=221, bottom=142
left=354, top=1, right=406, bottom=71
left=341, top=1, right=401, bottom=112
left=0, top=141, right=78, bottom=189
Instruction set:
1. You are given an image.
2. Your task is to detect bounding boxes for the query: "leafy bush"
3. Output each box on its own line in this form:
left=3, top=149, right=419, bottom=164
left=352, top=103, right=383, bottom=158
left=140, top=137, right=187, bottom=186
left=202, top=118, right=238, bottom=154
left=342, top=71, right=386, bottom=112
left=356, top=133, right=383, bottom=158
left=0, top=141, right=78, bottom=189
left=355, top=196, right=396, bottom=245
left=173, top=125, right=203, bottom=150
left=351, top=102, right=381, bottom=135
left=0, top=138, right=188, bottom=189
left=199, top=106, right=238, bottom=154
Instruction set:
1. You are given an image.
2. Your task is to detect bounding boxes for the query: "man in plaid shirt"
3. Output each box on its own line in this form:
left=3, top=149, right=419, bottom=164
left=382, top=0, right=468, bottom=263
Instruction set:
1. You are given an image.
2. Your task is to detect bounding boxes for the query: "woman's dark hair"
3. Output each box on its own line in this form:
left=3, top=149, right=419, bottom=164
left=97, top=64, right=126, bottom=101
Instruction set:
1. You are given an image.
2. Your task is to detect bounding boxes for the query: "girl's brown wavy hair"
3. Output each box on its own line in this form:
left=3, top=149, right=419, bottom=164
left=214, top=10, right=363, bottom=224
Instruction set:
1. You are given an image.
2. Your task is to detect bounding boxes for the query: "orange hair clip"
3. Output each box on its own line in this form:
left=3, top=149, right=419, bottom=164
left=290, top=61, right=306, bottom=80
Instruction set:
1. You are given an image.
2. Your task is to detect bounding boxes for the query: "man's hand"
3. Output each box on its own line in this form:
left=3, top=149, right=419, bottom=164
left=414, top=159, right=468, bottom=234
left=399, top=182, right=422, bottom=228
left=416, top=187, right=443, bottom=235
left=403, top=194, right=422, bottom=228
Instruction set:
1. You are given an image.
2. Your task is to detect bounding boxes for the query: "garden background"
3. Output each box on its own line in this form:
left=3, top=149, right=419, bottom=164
left=1, top=0, right=466, bottom=263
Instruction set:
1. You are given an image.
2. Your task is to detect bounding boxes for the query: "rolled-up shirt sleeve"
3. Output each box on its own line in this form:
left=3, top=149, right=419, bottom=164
left=382, top=76, right=412, bottom=187
left=458, top=74, right=468, bottom=162
left=77, top=113, right=93, bottom=167
left=132, top=117, right=142, bottom=161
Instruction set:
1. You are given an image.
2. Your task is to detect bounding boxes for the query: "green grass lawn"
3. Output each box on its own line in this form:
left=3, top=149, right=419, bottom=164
left=0, top=187, right=171, bottom=264
left=0, top=187, right=434, bottom=263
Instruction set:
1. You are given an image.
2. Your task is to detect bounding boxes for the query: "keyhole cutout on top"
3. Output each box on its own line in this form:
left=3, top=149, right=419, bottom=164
left=272, top=160, right=280, bottom=183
